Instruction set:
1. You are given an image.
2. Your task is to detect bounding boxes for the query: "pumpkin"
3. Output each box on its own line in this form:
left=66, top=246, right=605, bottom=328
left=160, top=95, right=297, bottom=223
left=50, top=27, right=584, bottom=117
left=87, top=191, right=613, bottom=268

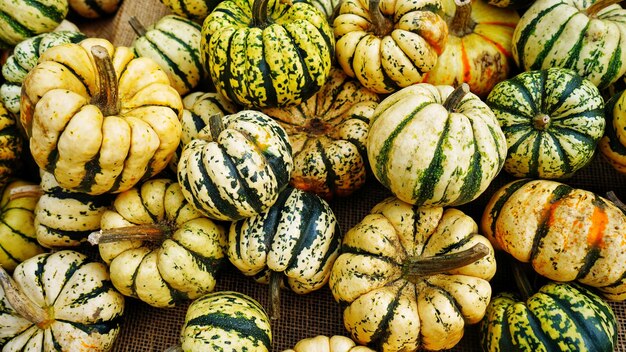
left=333, top=0, right=448, bottom=94
left=68, top=0, right=123, bottom=18
left=91, top=178, right=227, bottom=308
left=512, top=0, right=626, bottom=90
left=480, top=262, right=618, bottom=352
left=20, top=37, right=183, bottom=195
left=329, top=196, right=496, bottom=351
left=421, top=0, right=519, bottom=97
left=228, top=186, right=340, bottom=319
left=200, top=0, right=335, bottom=108
left=0, top=250, right=125, bottom=351
left=170, top=90, right=239, bottom=170
left=481, top=178, right=626, bottom=301
left=599, top=88, right=626, bottom=174
left=0, top=30, right=86, bottom=115
left=486, top=68, right=605, bottom=179
left=0, top=179, right=43, bottom=272
left=29, top=171, right=111, bottom=248
left=160, top=0, right=221, bottom=22
left=367, top=83, right=507, bottom=207
left=177, top=111, right=293, bottom=221
left=283, top=335, right=375, bottom=352
left=130, top=15, right=206, bottom=96
left=179, top=291, right=272, bottom=352
left=0, top=102, right=23, bottom=186
left=262, top=68, right=379, bottom=199
left=0, top=0, right=69, bottom=48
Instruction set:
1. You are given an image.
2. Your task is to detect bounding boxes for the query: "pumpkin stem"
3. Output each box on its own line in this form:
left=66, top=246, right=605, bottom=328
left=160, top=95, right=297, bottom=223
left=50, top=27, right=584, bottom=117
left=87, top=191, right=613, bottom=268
left=269, top=270, right=281, bottom=320
left=511, top=260, right=535, bottom=301
left=586, top=0, right=623, bottom=17
left=443, top=83, right=470, bottom=112
left=449, top=0, right=474, bottom=36
left=369, top=0, right=394, bottom=37
left=533, top=113, right=551, bottom=130
left=9, top=185, right=43, bottom=200
left=88, top=224, right=171, bottom=245
left=90, top=45, right=121, bottom=116
left=606, top=191, right=626, bottom=214
left=201, top=114, right=226, bottom=142
left=252, top=0, right=271, bottom=28
left=0, top=265, right=53, bottom=329
left=129, top=16, right=148, bottom=37
left=403, top=242, right=489, bottom=280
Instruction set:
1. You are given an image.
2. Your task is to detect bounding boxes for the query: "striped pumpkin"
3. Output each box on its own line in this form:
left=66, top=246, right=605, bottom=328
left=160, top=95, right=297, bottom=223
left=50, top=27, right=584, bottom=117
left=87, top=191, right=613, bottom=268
left=177, top=110, right=293, bottom=221
left=0, top=179, right=43, bottom=272
left=95, top=178, right=227, bottom=308
left=480, top=264, right=617, bottom=352
left=160, top=0, right=221, bottom=22
left=486, top=68, right=605, bottom=179
left=68, top=0, right=122, bottom=18
left=35, top=171, right=112, bottom=248
left=329, top=196, right=496, bottom=351
left=0, top=250, right=125, bottom=351
left=131, top=15, right=206, bottom=96
left=284, top=335, right=375, bottom=352
left=599, top=88, right=626, bottom=174
left=333, top=0, right=448, bottom=94
left=0, top=0, right=69, bottom=48
left=367, top=83, right=507, bottom=207
left=180, top=291, right=272, bottom=351
left=170, top=90, right=239, bottom=170
left=262, top=68, right=380, bottom=199
left=0, top=102, right=23, bottom=186
left=20, top=38, right=183, bottom=195
left=0, top=30, right=86, bottom=115
left=481, top=178, right=626, bottom=301
left=422, top=0, right=519, bottom=97
left=228, top=186, right=340, bottom=319
left=200, top=0, right=335, bottom=108
left=512, top=0, right=626, bottom=90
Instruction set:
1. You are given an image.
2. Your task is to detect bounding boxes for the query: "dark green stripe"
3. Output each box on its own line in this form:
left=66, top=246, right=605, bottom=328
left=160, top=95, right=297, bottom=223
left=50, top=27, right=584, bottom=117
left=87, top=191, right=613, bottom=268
left=528, top=13, right=577, bottom=72
left=367, top=282, right=407, bottom=350
left=185, top=312, right=271, bottom=350
left=39, top=224, right=94, bottom=241
left=415, top=117, right=451, bottom=205
left=282, top=24, right=317, bottom=102
left=172, top=238, right=224, bottom=273
left=528, top=131, right=543, bottom=178
left=529, top=184, right=574, bottom=261
left=258, top=187, right=294, bottom=253
left=24, top=0, right=66, bottom=23
left=142, top=36, right=194, bottom=91
left=599, top=43, right=623, bottom=90
left=544, top=70, right=581, bottom=116
left=315, top=139, right=338, bottom=195
left=0, top=11, right=35, bottom=40
left=57, top=316, right=122, bottom=335
left=508, top=303, right=558, bottom=350
left=562, top=22, right=590, bottom=70
left=454, top=137, right=482, bottom=205
left=514, top=2, right=562, bottom=70
left=545, top=131, right=572, bottom=175
left=487, top=179, right=533, bottom=240
left=285, top=191, right=325, bottom=271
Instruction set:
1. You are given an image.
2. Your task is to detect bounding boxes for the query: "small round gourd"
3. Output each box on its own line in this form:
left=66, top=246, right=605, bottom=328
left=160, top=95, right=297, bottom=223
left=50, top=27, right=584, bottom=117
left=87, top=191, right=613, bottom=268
left=0, top=250, right=125, bottom=351
left=177, top=110, right=293, bottom=221
left=92, top=178, right=227, bottom=308
left=262, top=68, right=380, bottom=199
left=367, top=83, right=507, bottom=207
left=283, top=335, right=375, bottom=352
left=180, top=291, right=272, bottom=352
left=486, top=68, right=605, bottom=179
left=329, top=196, right=496, bottom=351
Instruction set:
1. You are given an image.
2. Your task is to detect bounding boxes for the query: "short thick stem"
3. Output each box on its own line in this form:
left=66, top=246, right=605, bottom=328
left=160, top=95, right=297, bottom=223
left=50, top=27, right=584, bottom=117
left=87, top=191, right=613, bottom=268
left=443, top=83, right=470, bottom=112
left=0, top=266, right=52, bottom=328
left=404, top=242, right=489, bottom=282
left=88, top=224, right=169, bottom=245
left=269, top=270, right=282, bottom=320
left=449, top=0, right=474, bottom=36
left=9, top=185, right=43, bottom=200
left=369, top=0, right=394, bottom=37
left=200, top=114, right=226, bottom=143
left=586, top=0, right=623, bottom=17
left=533, top=114, right=551, bottom=130
left=90, top=45, right=121, bottom=116
left=252, top=0, right=271, bottom=28
left=129, top=16, right=148, bottom=37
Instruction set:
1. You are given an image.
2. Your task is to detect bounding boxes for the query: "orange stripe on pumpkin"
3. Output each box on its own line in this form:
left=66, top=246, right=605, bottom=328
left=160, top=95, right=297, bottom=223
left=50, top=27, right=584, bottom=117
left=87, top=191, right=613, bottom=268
left=587, top=206, right=608, bottom=248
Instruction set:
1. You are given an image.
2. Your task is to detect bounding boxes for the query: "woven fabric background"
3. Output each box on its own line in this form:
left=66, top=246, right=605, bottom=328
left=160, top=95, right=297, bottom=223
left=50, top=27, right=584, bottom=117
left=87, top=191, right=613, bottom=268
left=68, top=1, right=626, bottom=350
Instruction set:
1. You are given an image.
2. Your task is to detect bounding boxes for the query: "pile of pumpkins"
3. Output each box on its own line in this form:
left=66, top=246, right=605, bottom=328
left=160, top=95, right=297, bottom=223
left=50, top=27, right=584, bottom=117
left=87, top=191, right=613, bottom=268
left=0, top=0, right=626, bottom=350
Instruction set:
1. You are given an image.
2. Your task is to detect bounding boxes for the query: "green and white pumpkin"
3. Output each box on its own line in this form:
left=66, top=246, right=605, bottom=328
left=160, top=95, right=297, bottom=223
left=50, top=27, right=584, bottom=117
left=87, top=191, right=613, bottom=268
left=0, top=0, right=69, bottom=48
left=367, top=83, right=507, bottom=207
left=131, top=15, right=206, bottom=95
left=512, top=0, right=626, bottom=90
left=93, top=178, right=227, bottom=308
left=0, top=250, right=125, bottom=351
left=180, top=291, right=272, bottom=351
left=228, top=186, right=340, bottom=319
left=486, top=68, right=605, bottom=179
left=200, top=0, right=335, bottom=108
left=177, top=110, right=293, bottom=221
left=0, top=30, right=86, bottom=115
